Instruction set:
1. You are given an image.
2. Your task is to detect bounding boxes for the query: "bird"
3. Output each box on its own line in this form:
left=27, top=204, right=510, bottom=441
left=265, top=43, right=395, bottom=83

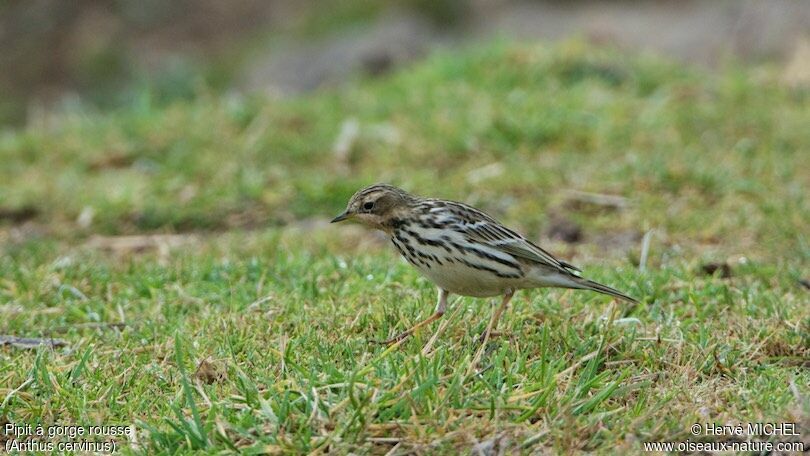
left=331, top=183, right=638, bottom=354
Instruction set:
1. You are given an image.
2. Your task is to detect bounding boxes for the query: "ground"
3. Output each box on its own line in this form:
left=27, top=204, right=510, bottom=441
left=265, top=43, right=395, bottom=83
left=0, top=42, right=808, bottom=454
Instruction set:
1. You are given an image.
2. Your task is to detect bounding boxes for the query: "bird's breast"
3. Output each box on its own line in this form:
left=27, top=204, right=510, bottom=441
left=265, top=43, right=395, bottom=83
left=390, top=226, right=526, bottom=297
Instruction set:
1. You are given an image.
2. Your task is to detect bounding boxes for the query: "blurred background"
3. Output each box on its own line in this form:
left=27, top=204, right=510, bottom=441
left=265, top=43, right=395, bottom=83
left=1, top=0, right=808, bottom=266
left=3, top=0, right=809, bottom=127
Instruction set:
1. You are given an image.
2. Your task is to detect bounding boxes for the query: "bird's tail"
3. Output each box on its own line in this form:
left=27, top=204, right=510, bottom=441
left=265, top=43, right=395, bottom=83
left=571, top=277, right=639, bottom=304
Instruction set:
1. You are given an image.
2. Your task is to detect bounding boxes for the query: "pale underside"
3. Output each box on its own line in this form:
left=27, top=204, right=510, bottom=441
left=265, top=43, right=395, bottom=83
left=409, top=254, right=575, bottom=297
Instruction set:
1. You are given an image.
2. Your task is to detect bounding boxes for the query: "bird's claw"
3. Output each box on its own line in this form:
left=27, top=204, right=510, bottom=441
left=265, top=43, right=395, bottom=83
left=476, top=331, right=504, bottom=345
left=369, top=332, right=411, bottom=346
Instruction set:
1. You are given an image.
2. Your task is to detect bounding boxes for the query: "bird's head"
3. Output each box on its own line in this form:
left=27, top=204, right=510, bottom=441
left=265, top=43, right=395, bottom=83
left=331, top=184, right=414, bottom=231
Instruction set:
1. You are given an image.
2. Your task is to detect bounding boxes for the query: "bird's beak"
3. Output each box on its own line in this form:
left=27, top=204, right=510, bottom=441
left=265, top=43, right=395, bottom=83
left=330, top=211, right=350, bottom=223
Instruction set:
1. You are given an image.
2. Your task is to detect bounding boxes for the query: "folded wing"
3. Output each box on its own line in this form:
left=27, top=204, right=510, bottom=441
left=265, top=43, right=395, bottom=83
left=433, top=201, right=582, bottom=276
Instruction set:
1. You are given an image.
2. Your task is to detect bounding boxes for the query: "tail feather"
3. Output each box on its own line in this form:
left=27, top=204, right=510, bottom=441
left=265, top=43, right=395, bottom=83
left=532, top=271, right=639, bottom=303
left=574, top=278, right=638, bottom=304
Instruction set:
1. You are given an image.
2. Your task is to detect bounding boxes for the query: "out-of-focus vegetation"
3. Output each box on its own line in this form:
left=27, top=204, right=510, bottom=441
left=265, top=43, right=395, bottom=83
left=0, top=0, right=468, bottom=125
left=4, top=0, right=809, bottom=127
left=2, top=42, right=808, bottom=262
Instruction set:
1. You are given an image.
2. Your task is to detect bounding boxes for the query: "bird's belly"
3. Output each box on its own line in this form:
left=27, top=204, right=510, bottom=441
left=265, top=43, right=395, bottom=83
left=389, top=229, right=526, bottom=297
left=413, top=261, right=515, bottom=297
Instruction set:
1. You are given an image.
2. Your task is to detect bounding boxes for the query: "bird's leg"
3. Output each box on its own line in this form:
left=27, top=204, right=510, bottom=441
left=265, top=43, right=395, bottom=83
left=478, top=289, right=514, bottom=344
left=375, top=289, right=448, bottom=346
left=421, top=291, right=456, bottom=355
left=470, top=289, right=514, bottom=371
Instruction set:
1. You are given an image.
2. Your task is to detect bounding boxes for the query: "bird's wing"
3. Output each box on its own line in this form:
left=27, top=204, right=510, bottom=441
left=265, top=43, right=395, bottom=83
left=429, top=201, right=582, bottom=275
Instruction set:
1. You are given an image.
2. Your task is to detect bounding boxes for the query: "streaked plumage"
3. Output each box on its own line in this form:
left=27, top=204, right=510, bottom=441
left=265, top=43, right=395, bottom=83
left=332, top=183, right=638, bottom=347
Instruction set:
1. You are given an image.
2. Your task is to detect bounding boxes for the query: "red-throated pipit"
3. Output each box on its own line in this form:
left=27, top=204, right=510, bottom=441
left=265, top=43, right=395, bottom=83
left=332, top=184, right=638, bottom=356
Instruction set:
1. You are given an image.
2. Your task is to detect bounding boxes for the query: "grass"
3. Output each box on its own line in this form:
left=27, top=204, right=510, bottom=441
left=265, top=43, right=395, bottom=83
left=1, top=41, right=808, bottom=454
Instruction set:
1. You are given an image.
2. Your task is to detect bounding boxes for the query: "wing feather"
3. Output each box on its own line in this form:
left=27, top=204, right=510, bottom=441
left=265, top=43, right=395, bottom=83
left=427, top=200, right=581, bottom=276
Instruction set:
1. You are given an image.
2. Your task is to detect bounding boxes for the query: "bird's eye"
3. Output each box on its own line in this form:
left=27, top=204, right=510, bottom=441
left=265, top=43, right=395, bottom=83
left=363, top=201, right=375, bottom=211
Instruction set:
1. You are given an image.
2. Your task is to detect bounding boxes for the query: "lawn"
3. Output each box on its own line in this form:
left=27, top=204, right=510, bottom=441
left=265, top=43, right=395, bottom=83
left=1, top=42, right=808, bottom=454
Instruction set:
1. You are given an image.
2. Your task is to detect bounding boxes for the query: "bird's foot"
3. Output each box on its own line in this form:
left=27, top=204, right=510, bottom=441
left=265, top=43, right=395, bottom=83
left=369, top=311, right=444, bottom=347
left=369, top=331, right=412, bottom=346
left=476, top=331, right=505, bottom=345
